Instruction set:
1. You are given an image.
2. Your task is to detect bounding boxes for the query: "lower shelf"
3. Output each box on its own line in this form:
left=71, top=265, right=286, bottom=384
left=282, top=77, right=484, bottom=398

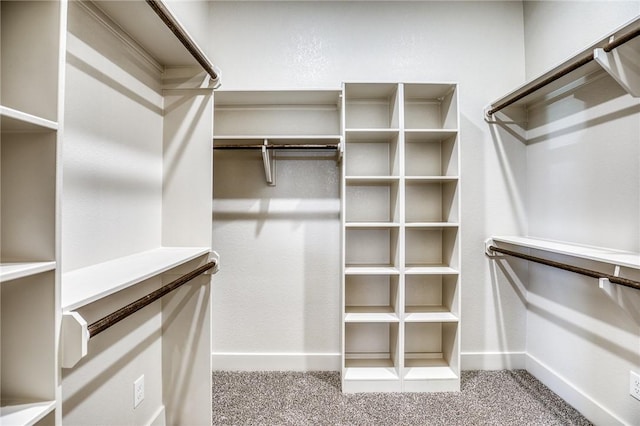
left=403, top=357, right=458, bottom=380
left=0, top=400, right=56, bottom=426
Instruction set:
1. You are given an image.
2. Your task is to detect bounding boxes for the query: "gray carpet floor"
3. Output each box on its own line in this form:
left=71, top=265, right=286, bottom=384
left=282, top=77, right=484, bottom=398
left=212, top=370, right=592, bottom=425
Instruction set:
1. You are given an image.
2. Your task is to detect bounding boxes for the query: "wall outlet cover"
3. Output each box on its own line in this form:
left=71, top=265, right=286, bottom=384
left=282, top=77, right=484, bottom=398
left=134, top=375, right=145, bottom=408
left=630, top=371, right=640, bottom=401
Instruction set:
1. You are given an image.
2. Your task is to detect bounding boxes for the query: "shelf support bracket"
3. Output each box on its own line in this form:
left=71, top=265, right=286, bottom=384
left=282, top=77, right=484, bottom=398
left=61, top=311, right=90, bottom=369
left=598, top=265, right=640, bottom=326
left=594, top=44, right=640, bottom=98
left=262, top=139, right=276, bottom=186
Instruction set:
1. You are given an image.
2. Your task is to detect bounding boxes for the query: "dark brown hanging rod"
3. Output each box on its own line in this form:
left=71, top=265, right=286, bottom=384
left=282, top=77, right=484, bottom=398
left=88, top=261, right=217, bottom=338
left=488, top=245, right=640, bottom=291
left=145, top=0, right=219, bottom=85
left=487, top=25, right=640, bottom=117
left=214, top=144, right=339, bottom=150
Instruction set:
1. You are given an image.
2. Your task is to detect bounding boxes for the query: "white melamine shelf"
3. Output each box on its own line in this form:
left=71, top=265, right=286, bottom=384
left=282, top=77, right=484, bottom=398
left=0, top=105, right=58, bottom=132
left=405, top=222, right=459, bottom=228
left=62, top=247, right=210, bottom=311
left=405, top=176, right=459, bottom=182
left=345, top=128, right=400, bottom=134
left=404, top=308, right=459, bottom=323
left=344, top=307, right=399, bottom=322
left=213, top=135, right=342, bottom=143
left=0, top=261, right=56, bottom=283
left=344, top=364, right=399, bottom=380
left=345, top=176, right=400, bottom=182
left=491, top=236, right=640, bottom=270
left=0, top=400, right=56, bottom=426
left=345, top=266, right=400, bottom=275
left=345, top=222, right=400, bottom=228
left=404, top=129, right=458, bottom=139
left=403, top=360, right=458, bottom=380
left=405, top=266, right=459, bottom=275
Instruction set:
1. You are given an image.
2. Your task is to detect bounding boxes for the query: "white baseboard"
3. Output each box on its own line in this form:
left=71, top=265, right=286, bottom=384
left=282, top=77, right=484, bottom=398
left=146, top=406, right=165, bottom=426
left=461, top=351, right=526, bottom=370
left=526, top=354, right=624, bottom=425
left=212, top=352, right=341, bottom=371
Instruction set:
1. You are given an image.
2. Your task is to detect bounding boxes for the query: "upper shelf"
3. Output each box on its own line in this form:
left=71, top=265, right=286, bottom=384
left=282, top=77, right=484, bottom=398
left=485, top=16, right=640, bottom=121
left=62, top=246, right=210, bottom=311
left=90, top=0, right=219, bottom=85
left=0, top=105, right=58, bottom=133
left=489, top=236, right=640, bottom=270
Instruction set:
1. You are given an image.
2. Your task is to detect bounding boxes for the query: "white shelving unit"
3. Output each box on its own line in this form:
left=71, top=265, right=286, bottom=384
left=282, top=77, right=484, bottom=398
left=2, top=1, right=217, bottom=424
left=1, top=0, right=64, bottom=424
left=341, top=82, right=460, bottom=393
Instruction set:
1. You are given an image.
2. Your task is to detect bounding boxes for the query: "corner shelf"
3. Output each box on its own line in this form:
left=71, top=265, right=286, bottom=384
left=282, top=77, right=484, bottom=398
left=62, top=247, right=210, bottom=311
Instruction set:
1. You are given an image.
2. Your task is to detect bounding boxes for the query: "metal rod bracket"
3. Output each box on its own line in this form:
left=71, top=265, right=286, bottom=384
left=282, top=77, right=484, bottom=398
left=594, top=46, right=640, bottom=97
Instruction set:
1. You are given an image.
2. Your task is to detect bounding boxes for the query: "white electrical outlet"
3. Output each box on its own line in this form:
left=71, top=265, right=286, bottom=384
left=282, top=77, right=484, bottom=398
left=134, top=375, right=145, bottom=408
left=630, top=371, right=640, bottom=401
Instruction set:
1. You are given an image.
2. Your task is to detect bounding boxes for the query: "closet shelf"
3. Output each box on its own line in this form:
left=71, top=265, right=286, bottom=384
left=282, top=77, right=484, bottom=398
left=345, top=266, right=400, bottom=275
left=488, top=236, right=640, bottom=270
left=0, top=261, right=56, bottom=283
left=213, top=135, right=341, bottom=144
left=91, top=0, right=219, bottom=84
left=403, top=361, right=458, bottom=380
left=405, top=266, right=459, bottom=275
left=343, top=365, right=399, bottom=381
left=485, top=16, right=640, bottom=121
left=345, top=305, right=399, bottom=322
left=345, top=176, right=401, bottom=182
left=62, top=247, right=210, bottom=311
left=405, top=222, right=459, bottom=228
left=404, top=308, right=459, bottom=323
left=0, top=400, right=56, bottom=426
left=0, top=105, right=58, bottom=132
left=405, top=176, right=458, bottom=182
left=345, top=222, right=400, bottom=228
left=404, top=129, right=458, bottom=141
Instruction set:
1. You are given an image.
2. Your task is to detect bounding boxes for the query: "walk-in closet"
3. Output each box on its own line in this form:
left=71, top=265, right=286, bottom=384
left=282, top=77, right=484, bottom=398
left=1, top=1, right=639, bottom=425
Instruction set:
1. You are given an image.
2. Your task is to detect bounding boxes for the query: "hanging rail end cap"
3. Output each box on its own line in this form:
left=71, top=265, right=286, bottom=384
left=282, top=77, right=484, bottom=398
left=485, top=238, right=499, bottom=257
left=209, top=251, right=221, bottom=273
left=483, top=105, right=495, bottom=122
left=209, top=66, right=222, bottom=89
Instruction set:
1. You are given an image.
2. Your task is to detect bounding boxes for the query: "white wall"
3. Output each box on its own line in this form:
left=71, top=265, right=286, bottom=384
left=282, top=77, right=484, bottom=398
left=517, top=2, right=640, bottom=424
left=62, top=3, right=165, bottom=424
left=209, top=1, right=529, bottom=370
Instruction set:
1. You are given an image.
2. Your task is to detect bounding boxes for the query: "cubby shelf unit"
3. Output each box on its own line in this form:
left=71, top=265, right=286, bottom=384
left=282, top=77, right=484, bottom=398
left=341, top=82, right=460, bottom=393
left=1, top=0, right=64, bottom=423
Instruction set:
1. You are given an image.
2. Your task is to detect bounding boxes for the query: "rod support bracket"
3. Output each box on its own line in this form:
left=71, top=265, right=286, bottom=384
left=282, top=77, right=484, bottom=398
left=62, top=311, right=90, bottom=369
left=594, top=46, right=640, bottom=97
left=262, top=139, right=276, bottom=186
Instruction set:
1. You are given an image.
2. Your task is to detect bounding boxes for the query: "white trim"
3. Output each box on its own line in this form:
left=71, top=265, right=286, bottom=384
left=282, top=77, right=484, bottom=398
left=146, top=405, right=166, bottom=426
left=460, top=351, right=526, bottom=370
left=526, top=353, right=626, bottom=426
left=212, top=352, right=341, bottom=371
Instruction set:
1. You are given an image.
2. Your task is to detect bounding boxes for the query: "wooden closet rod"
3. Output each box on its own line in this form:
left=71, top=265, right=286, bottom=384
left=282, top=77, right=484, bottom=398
left=487, top=25, right=640, bottom=117
left=87, top=261, right=217, bottom=338
left=488, top=245, right=640, bottom=291
left=214, top=144, right=339, bottom=150
left=145, top=0, right=220, bottom=85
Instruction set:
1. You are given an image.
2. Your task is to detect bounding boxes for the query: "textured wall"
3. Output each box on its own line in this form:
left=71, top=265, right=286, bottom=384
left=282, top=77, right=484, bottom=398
left=209, top=1, right=529, bottom=368
left=521, top=2, right=640, bottom=424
